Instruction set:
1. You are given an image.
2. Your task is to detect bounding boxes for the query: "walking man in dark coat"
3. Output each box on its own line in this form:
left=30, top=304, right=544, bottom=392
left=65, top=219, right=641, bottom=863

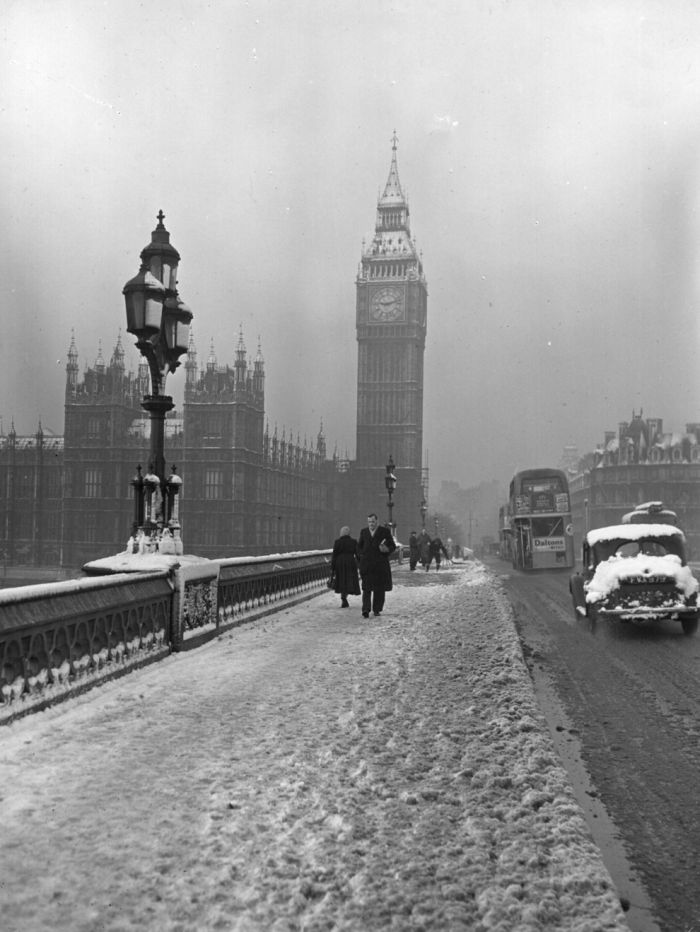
left=357, top=512, right=396, bottom=618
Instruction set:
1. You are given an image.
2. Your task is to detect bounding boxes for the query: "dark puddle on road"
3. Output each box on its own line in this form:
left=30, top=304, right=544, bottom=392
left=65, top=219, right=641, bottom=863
left=528, top=662, right=661, bottom=932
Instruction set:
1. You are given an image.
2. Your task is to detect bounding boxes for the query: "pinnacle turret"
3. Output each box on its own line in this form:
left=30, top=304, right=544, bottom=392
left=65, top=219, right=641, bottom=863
left=111, top=332, right=125, bottom=371
left=235, top=325, right=247, bottom=383
left=66, top=330, right=79, bottom=393
left=207, top=338, right=217, bottom=372
left=378, top=130, right=406, bottom=207
left=358, top=131, right=422, bottom=277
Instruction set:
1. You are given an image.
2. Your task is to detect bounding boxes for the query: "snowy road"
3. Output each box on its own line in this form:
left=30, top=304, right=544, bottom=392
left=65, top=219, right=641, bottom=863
left=494, top=559, right=700, bottom=932
left=0, top=562, right=628, bottom=931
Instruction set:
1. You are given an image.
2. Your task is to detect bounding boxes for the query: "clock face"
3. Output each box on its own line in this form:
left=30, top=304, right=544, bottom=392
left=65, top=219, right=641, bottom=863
left=369, top=286, right=405, bottom=322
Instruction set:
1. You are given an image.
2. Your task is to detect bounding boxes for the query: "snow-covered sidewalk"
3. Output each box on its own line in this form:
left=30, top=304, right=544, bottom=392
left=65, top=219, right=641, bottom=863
left=0, top=561, right=628, bottom=931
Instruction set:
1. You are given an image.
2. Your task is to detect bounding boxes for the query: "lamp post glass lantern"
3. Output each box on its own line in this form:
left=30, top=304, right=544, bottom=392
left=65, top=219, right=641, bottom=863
left=124, top=211, right=192, bottom=555
left=385, top=455, right=397, bottom=536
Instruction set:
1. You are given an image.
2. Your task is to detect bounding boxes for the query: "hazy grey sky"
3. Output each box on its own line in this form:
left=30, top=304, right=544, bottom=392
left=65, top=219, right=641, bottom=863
left=3, top=0, right=700, bottom=492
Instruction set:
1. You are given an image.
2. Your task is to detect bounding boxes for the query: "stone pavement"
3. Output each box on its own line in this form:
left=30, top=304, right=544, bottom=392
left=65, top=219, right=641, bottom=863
left=0, top=561, right=629, bottom=931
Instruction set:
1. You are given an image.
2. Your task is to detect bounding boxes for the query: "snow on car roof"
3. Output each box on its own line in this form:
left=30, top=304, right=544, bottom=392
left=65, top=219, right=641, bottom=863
left=586, top=523, right=684, bottom=545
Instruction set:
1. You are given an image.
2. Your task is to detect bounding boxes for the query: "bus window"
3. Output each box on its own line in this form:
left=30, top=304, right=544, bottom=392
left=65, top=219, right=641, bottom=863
left=532, top=516, right=564, bottom=538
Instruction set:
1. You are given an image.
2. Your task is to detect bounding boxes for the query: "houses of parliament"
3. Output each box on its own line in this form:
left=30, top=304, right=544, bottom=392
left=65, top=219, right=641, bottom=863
left=0, top=138, right=429, bottom=575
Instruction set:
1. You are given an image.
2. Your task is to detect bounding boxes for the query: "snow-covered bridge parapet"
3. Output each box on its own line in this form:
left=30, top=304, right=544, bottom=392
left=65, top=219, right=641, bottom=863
left=212, top=550, right=332, bottom=635
left=0, top=571, right=172, bottom=724
left=0, top=550, right=332, bottom=722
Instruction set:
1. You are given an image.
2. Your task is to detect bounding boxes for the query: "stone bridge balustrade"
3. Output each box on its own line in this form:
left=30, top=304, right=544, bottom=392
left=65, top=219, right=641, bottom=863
left=214, top=551, right=332, bottom=632
left=0, top=572, right=172, bottom=724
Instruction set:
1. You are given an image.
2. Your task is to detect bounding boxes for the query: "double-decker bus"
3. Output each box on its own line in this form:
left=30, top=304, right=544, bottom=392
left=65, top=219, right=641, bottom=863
left=507, top=468, right=574, bottom=570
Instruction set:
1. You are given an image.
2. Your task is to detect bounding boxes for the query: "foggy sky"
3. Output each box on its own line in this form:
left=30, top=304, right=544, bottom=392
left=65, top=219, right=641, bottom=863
left=3, top=0, right=700, bottom=494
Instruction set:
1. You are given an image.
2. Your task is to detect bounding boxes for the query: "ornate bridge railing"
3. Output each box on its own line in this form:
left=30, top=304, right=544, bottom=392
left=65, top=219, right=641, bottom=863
left=0, top=550, right=332, bottom=723
left=0, top=572, right=172, bottom=724
left=171, top=551, right=332, bottom=648
left=214, top=551, right=332, bottom=635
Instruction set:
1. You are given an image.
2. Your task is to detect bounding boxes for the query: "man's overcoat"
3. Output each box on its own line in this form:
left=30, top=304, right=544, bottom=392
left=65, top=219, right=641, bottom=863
left=357, top=524, right=396, bottom=590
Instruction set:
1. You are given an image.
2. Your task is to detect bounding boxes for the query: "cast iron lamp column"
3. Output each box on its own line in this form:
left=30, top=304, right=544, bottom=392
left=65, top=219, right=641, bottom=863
left=385, top=455, right=397, bottom=536
left=420, top=497, right=427, bottom=530
left=123, top=211, right=193, bottom=553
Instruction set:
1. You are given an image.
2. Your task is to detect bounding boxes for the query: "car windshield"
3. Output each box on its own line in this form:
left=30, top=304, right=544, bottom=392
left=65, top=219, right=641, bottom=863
left=592, top=535, right=686, bottom=564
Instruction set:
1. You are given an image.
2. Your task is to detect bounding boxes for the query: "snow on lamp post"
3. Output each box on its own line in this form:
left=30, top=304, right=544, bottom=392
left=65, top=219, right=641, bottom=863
left=123, top=211, right=192, bottom=554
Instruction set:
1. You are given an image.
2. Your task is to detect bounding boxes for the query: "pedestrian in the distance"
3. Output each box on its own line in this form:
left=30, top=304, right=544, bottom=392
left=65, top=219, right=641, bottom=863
left=330, top=526, right=361, bottom=608
left=419, top=529, right=432, bottom=570
left=408, top=530, right=420, bottom=571
left=427, top=535, right=448, bottom=571
left=357, top=512, right=396, bottom=618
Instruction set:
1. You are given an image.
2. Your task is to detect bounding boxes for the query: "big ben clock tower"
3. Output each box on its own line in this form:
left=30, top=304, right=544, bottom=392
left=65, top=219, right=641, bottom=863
left=350, top=132, right=428, bottom=536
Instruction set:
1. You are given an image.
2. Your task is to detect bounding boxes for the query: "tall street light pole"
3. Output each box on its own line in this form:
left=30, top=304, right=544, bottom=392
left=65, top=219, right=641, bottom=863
left=420, top=497, right=427, bottom=530
left=123, top=211, right=193, bottom=554
left=385, top=455, right=397, bottom=536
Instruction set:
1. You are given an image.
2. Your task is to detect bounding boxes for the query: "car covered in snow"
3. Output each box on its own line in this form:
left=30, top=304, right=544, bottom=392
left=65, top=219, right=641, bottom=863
left=569, top=523, right=699, bottom=635
left=622, top=500, right=679, bottom=527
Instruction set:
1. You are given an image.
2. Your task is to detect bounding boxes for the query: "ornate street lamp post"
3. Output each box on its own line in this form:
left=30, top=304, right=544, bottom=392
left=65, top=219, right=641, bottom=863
left=385, top=455, right=397, bottom=535
left=420, top=497, right=427, bottom=530
left=123, top=211, right=193, bottom=554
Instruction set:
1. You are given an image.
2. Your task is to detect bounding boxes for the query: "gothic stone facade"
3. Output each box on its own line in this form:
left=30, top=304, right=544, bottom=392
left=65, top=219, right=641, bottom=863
left=0, top=330, right=340, bottom=572
left=569, top=412, right=700, bottom=557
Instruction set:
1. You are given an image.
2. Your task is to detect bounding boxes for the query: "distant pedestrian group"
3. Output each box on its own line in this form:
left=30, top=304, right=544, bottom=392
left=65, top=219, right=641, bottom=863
left=406, top=528, right=448, bottom=571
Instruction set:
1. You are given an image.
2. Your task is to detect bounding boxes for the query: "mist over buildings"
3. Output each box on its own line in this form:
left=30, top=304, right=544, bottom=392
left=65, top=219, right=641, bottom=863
left=3, top=1, right=700, bottom=493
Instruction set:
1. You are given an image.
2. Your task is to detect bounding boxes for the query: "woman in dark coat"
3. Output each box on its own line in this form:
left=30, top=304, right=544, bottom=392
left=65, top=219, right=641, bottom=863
left=331, top=526, right=361, bottom=607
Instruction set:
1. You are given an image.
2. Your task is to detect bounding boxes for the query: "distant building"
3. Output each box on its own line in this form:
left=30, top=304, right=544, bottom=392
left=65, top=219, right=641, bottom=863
left=558, top=443, right=580, bottom=477
left=341, top=133, right=428, bottom=538
left=1, top=325, right=340, bottom=573
left=0, top=423, right=64, bottom=571
left=61, top=331, right=152, bottom=568
left=180, top=329, right=335, bottom=558
left=569, top=411, right=700, bottom=555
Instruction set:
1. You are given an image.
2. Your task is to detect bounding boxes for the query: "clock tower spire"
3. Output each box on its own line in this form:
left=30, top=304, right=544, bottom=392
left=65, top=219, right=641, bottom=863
left=351, top=133, right=428, bottom=536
